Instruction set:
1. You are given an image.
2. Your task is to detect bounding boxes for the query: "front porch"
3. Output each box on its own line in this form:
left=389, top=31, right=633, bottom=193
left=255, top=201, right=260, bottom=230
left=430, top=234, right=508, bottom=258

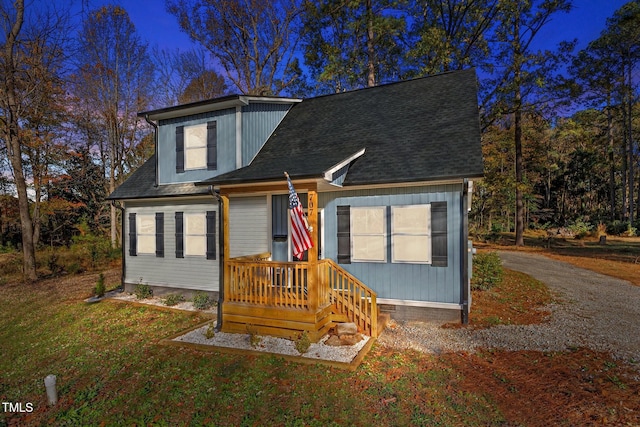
left=221, top=254, right=378, bottom=342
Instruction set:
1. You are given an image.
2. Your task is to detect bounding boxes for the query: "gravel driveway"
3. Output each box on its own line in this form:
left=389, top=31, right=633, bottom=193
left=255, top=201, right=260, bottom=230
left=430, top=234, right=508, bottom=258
left=377, top=251, right=640, bottom=365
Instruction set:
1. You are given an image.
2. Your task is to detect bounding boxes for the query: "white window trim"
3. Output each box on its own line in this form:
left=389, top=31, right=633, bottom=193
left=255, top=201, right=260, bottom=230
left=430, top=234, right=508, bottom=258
left=351, top=206, right=387, bottom=263
left=184, top=123, right=208, bottom=171
left=184, top=213, right=206, bottom=256
left=137, top=214, right=155, bottom=255
left=391, top=204, right=432, bottom=264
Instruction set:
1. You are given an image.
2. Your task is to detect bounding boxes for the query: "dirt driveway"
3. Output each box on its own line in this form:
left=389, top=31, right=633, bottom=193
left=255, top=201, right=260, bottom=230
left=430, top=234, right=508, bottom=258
left=497, top=251, right=640, bottom=363
left=379, top=251, right=640, bottom=365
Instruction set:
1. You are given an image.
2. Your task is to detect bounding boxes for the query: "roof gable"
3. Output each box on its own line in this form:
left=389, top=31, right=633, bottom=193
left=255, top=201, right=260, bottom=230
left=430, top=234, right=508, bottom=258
left=205, top=69, right=484, bottom=187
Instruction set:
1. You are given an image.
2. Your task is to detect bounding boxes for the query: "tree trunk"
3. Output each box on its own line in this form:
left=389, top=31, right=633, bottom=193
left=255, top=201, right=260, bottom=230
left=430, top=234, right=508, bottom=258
left=627, top=60, right=634, bottom=223
left=606, top=103, right=616, bottom=221
left=3, top=0, right=37, bottom=281
left=514, top=105, right=524, bottom=246
left=513, top=13, right=524, bottom=247
left=365, top=0, right=375, bottom=87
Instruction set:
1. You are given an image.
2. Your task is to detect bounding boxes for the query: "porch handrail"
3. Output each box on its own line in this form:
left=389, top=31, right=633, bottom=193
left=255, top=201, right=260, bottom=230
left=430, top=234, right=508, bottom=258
left=319, top=259, right=378, bottom=338
left=227, top=258, right=325, bottom=309
left=230, top=252, right=271, bottom=261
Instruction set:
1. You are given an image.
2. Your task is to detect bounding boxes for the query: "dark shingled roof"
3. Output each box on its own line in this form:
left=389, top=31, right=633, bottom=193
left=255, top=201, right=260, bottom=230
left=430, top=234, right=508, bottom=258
left=203, top=69, right=483, bottom=186
left=106, top=155, right=210, bottom=200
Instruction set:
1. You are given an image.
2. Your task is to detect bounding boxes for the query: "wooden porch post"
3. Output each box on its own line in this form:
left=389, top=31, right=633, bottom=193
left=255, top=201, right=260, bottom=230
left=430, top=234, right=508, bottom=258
left=307, top=188, right=318, bottom=310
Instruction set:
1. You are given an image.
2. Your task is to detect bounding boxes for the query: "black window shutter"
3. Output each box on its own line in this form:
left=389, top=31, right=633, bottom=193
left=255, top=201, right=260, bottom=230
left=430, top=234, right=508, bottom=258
left=155, top=212, right=164, bottom=258
left=176, top=126, right=184, bottom=173
left=207, top=121, right=217, bottom=170
left=128, top=213, right=137, bottom=256
left=175, top=212, right=184, bottom=258
left=206, top=211, right=216, bottom=260
left=431, top=202, right=448, bottom=267
left=336, top=205, right=351, bottom=264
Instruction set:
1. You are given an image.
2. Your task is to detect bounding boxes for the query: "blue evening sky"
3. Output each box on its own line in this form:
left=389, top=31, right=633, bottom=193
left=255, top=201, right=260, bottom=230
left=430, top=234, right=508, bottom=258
left=81, top=0, right=628, bottom=54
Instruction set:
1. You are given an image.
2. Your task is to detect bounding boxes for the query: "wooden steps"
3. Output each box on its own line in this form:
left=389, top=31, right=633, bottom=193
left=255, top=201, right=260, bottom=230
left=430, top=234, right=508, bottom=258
left=221, top=302, right=335, bottom=342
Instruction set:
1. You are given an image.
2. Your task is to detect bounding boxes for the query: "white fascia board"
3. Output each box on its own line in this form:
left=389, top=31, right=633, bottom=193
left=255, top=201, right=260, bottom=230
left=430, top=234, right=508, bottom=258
left=146, top=98, right=250, bottom=121
left=323, top=148, right=366, bottom=182
left=241, top=96, right=302, bottom=104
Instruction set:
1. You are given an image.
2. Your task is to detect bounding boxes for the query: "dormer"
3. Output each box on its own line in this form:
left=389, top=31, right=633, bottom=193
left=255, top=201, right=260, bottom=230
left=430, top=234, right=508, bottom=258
left=139, top=95, right=301, bottom=186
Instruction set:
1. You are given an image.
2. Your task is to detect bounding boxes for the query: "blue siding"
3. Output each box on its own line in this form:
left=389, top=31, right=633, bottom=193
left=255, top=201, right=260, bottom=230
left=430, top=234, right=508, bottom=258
left=319, top=184, right=463, bottom=304
left=241, top=103, right=291, bottom=166
left=158, top=109, right=237, bottom=184
left=156, top=103, right=291, bottom=184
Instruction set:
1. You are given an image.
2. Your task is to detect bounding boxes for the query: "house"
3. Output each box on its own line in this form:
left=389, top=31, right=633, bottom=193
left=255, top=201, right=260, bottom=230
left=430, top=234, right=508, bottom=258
left=107, top=69, right=484, bottom=341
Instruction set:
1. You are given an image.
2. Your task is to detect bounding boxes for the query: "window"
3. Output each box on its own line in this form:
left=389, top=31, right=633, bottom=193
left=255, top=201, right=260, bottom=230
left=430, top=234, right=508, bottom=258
left=137, top=214, right=156, bottom=254
left=185, top=213, right=206, bottom=256
left=351, top=207, right=386, bottom=262
left=175, top=211, right=216, bottom=259
left=392, top=205, right=431, bottom=263
left=176, top=122, right=217, bottom=173
left=184, top=124, right=208, bottom=170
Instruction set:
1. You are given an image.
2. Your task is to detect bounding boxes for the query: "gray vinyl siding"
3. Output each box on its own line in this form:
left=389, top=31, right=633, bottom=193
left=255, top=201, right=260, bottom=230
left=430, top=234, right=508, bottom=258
left=158, top=109, right=236, bottom=184
left=124, top=198, right=219, bottom=291
left=319, top=184, right=463, bottom=304
left=229, top=196, right=269, bottom=258
left=241, top=103, right=291, bottom=166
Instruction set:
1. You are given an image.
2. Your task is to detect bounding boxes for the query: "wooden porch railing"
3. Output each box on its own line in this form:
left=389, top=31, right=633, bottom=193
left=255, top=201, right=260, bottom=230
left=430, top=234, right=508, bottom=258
left=227, top=258, right=328, bottom=310
left=320, top=259, right=377, bottom=337
left=225, top=254, right=377, bottom=338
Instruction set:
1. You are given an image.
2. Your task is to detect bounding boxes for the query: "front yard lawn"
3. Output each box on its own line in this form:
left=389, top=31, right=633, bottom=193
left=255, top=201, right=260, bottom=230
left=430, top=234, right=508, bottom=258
left=1, top=268, right=639, bottom=426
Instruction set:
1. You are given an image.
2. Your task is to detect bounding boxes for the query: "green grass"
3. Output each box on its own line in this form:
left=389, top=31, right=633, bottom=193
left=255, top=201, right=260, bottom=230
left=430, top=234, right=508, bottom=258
left=0, top=272, right=506, bottom=426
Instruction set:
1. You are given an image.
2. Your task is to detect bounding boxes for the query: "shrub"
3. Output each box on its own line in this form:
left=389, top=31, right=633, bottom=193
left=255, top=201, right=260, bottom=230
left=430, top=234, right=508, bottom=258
left=70, top=227, right=119, bottom=270
left=606, top=220, right=630, bottom=236
left=0, top=243, right=15, bottom=254
left=163, top=293, right=185, bottom=306
left=134, top=283, right=153, bottom=300
left=623, top=223, right=637, bottom=237
left=247, top=325, right=262, bottom=348
left=94, top=273, right=106, bottom=298
left=203, top=322, right=215, bottom=339
left=67, top=262, right=82, bottom=275
left=471, top=251, right=504, bottom=291
left=294, top=331, right=311, bottom=354
left=47, top=251, right=63, bottom=275
left=568, top=218, right=592, bottom=239
left=192, top=291, right=213, bottom=310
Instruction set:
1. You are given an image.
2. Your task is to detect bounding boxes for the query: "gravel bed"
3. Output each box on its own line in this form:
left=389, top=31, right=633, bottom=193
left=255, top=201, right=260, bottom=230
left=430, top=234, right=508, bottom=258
left=107, top=291, right=368, bottom=363
left=106, top=290, right=216, bottom=315
left=378, top=251, right=640, bottom=369
left=174, top=324, right=369, bottom=363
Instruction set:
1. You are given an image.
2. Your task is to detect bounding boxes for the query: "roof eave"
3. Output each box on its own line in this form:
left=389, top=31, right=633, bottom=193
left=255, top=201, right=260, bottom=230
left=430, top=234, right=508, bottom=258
left=138, top=95, right=302, bottom=121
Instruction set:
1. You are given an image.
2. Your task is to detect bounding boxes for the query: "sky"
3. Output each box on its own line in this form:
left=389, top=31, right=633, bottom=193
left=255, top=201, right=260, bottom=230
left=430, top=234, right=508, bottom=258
left=71, top=0, right=631, bottom=56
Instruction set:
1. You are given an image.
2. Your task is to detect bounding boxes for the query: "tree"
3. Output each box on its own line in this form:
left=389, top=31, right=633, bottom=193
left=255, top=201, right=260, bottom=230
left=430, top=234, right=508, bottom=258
left=44, top=150, right=108, bottom=245
left=600, top=2, right=640, bottom=223
left=151, top=47, right=227, bottom=107
left=0, top=0, right=71, bottom=279
left=570, top=2, right=640, bottom=223
left=485, top=0, right=572, bottom=246
left=71, top=5, right=154, bottom=247
left=571, top=42, right=619, bottom=221
left=406, top=0, right=499, bottom=76
left=167, top=0, right=303, bottom=95
left=302, top=0, right=405, bottom=92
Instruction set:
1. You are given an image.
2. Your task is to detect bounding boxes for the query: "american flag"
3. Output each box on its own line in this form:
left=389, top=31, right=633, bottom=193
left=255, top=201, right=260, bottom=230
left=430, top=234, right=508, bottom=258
left=287, top=175, right=313, bottom=259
